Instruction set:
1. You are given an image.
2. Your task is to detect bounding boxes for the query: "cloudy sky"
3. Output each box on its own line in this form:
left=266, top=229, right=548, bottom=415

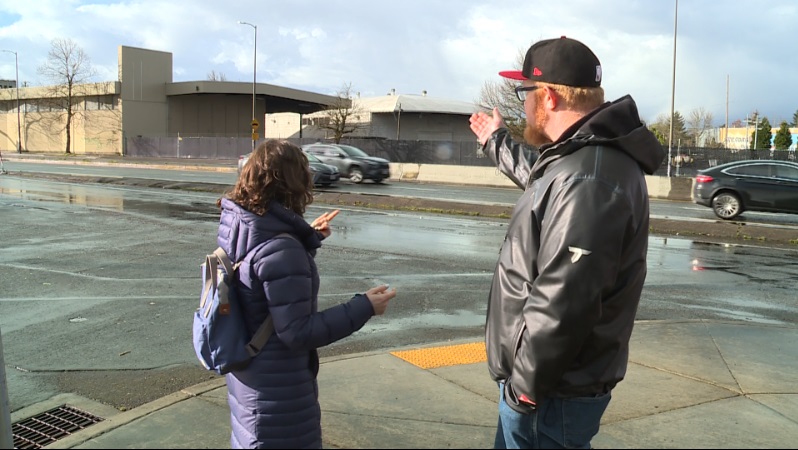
left=1, top=0, right=796, bottom=126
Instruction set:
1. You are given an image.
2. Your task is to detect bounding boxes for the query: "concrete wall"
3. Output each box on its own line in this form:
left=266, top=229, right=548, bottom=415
left=264, top=110, right=474, bottom=142
left=388, top=163, right=695, bottom=201
left=0, top=82, right=122, bottom=154
left=119, top=46, right=171, bottom=140
left=168, top=94, right=257, bottom=137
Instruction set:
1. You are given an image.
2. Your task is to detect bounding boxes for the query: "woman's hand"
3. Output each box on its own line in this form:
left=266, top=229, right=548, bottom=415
left=365, top=285, right=397, bottom=316
left=311, top=209, right=339, bottom=239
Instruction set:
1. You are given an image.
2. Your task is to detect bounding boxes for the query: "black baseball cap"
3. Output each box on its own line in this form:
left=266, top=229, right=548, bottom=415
left=499, top=36, right=602, bottom=88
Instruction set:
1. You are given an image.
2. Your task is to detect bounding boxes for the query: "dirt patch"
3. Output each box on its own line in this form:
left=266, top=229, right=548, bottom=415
left=313, top=191, right=513, bottom=218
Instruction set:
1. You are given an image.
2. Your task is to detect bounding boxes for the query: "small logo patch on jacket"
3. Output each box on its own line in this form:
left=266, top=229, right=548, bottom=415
left=568, top=246, right=592, bottom=263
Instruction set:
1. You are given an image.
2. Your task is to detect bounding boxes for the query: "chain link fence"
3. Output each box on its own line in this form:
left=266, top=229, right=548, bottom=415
left=125, top=136, right=796, bottom=177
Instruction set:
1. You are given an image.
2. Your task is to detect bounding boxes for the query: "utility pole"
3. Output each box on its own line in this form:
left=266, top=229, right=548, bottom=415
left=753, top=112, right=760, bottom=151
left=238, top=21, right=258, bottom=151
left=725, top=75, right=729, bottom=148
left=667, top=0, right=679, bottom=177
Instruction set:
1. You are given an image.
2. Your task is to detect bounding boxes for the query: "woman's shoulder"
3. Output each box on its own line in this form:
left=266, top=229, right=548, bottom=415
left=252, top=233, right=306, bottom=260
left=251, top=233, right=312, bottom=279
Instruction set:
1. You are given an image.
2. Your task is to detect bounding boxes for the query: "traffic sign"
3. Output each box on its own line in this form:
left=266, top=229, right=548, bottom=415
left=251, top=132, right=259, bottom=141
left=251, top=119, right=259, bottom=129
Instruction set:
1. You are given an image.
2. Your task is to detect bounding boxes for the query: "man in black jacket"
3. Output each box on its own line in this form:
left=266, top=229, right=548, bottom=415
left=469, top=36, right=665, bottom=449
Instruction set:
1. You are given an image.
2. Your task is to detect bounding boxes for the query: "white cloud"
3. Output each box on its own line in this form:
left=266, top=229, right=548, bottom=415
left=0, top=0, right=796, bottom=124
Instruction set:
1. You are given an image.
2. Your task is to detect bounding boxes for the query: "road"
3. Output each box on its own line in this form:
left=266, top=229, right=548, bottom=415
left=4, top=160, right=798, bottom=228
left=0, top=167, right=796, bottom=413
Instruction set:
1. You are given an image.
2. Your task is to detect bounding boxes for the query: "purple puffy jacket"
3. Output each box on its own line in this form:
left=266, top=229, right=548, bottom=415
left=217, top=198, right=374, bottom=449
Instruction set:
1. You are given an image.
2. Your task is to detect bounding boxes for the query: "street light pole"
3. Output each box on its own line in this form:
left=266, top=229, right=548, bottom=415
left=667, top=0, right=678, bottom=177
left=238, top=21, right=257, bottom=150
left=1, top=325, right=13, bottom=449
left=1, top=50, right=21, bottom=154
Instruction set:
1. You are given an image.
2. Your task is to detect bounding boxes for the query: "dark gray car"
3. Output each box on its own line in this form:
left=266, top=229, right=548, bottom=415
left=692, top=159, right=798, bottom=219
left=302, top=143, right=390, bottom=183
left=237, top=151, right=340, bottom=187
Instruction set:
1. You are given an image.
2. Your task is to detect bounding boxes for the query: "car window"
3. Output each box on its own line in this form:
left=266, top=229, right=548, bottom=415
left=336, top=145, right=369, bottom=158
left=774, top=165, right=798, bottom=181
left=305, top=152, right=322, bottom=163
left=304, top=146, right=324, bottom=155
left=727, top=164, right=772, bottom=177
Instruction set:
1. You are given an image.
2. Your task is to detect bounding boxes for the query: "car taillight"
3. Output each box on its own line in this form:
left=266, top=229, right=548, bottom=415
left=695, top=174, right=714, bottom=183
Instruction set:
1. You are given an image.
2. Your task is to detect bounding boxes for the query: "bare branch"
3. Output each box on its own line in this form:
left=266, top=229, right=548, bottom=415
left=36, top=38, right=97, bottom=154
left=475, top=50, right=526, bottom=142
left=318, top=82, right=365, bottom=143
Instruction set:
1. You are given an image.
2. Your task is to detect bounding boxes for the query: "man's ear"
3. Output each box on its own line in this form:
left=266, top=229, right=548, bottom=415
left=543, top=86, right=557, bottom=110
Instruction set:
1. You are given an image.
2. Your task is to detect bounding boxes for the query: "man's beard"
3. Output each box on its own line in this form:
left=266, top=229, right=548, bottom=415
left=523, top=101, right=552, bottom=147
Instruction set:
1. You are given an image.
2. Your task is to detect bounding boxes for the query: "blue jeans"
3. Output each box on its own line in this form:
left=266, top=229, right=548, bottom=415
left=494, top=383, right=611, bottom=449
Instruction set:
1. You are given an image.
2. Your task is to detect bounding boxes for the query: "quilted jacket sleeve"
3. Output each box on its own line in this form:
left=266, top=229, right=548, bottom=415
left=254, top=241, right=375, bottom=351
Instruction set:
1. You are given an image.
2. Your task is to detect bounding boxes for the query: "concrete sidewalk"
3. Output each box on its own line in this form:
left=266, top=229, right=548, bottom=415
left=30, top=320, right=798, bottom=449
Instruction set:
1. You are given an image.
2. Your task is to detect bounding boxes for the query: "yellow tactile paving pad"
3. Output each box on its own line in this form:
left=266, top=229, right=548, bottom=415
left=390, top=342, right=487, bottom=369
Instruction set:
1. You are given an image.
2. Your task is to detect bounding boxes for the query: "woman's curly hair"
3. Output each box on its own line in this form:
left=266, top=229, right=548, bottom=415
left=219, top=139, right=314, bottom=216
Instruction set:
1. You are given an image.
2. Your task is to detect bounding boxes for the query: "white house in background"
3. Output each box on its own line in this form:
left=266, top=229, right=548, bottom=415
left=263, top=90, right=479, bottom=142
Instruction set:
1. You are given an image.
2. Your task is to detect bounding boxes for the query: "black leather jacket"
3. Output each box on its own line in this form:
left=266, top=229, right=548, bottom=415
left=482, top=95, right=665, bottom=413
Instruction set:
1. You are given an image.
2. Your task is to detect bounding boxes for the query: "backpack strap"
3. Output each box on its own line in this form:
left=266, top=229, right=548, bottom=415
left=245, top=232, right=301, bottom=357
left=200, top=254, right=218, bottom=318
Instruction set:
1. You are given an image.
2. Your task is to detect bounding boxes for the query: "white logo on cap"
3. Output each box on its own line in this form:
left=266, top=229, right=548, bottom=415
left=596, top=65, right=602, bottom=83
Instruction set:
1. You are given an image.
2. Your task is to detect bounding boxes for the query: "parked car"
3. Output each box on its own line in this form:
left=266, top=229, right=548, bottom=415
left=302, top=143, right=390, bottom=183
left=692, top=160, right=798, bottom=220
left=237, top=151, right=340, bottom=187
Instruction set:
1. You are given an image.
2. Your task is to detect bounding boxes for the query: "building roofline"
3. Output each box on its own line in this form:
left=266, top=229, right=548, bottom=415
left=165, top=81, right=343, bottom=105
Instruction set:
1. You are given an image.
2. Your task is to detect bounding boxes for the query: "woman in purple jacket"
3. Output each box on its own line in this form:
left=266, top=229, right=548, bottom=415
left=216, top=139, right=396, bottom=449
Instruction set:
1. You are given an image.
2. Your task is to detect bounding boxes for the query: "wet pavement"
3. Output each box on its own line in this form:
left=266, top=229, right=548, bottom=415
left=1, top=153, right=797, bottom=448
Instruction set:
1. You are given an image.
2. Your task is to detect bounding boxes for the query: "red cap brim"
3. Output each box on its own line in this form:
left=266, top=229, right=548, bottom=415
left=498, top=70, right=527, bottom=80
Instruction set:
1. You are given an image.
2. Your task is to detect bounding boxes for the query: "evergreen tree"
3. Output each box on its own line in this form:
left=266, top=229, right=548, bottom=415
left=792, top=109, right=798, bottom=127
left=750, top=117, right=772, bottom=150
left=773, top=121, right=793, bottom=150
left=671, top=111, right=688, bottom=148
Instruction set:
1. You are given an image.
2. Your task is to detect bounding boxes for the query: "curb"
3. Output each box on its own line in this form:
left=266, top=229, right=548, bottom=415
left=45, top=378, right=227, bottom=449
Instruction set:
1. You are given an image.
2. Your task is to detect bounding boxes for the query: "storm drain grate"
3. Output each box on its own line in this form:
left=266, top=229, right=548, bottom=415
left=12, top=405, right=104, bottom=449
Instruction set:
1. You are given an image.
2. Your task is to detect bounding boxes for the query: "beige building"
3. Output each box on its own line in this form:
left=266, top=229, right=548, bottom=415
left=714, top=126, right=798, bottom=150
left=264, top=90, right=478, bottom=142
left=0, top=46, right=341, bottom=155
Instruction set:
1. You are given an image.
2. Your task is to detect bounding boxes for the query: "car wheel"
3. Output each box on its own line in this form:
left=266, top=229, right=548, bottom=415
left=349, top=167, right=364, bottom=183
left=373, top=178, right=384, bottom=184
left=712, top=192, right=742, bottom=220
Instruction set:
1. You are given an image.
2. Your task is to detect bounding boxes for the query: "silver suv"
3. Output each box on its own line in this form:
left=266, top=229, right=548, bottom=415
left=302, top=143, right=390, bottom=183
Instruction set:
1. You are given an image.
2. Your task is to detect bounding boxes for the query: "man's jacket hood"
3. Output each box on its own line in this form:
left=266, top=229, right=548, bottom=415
left=534, top=95, right=665, bottom=177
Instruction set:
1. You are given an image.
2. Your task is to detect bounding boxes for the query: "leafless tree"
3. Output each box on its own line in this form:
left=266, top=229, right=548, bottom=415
left=37, top=38, right=97, bottom=154
left=207, top=70, right=227, bottom=81
left=686, top=107, right=714, bottom=147
left=319, top=82, right=365, bottom=143
left=475, top=50, right=526, bottom=142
